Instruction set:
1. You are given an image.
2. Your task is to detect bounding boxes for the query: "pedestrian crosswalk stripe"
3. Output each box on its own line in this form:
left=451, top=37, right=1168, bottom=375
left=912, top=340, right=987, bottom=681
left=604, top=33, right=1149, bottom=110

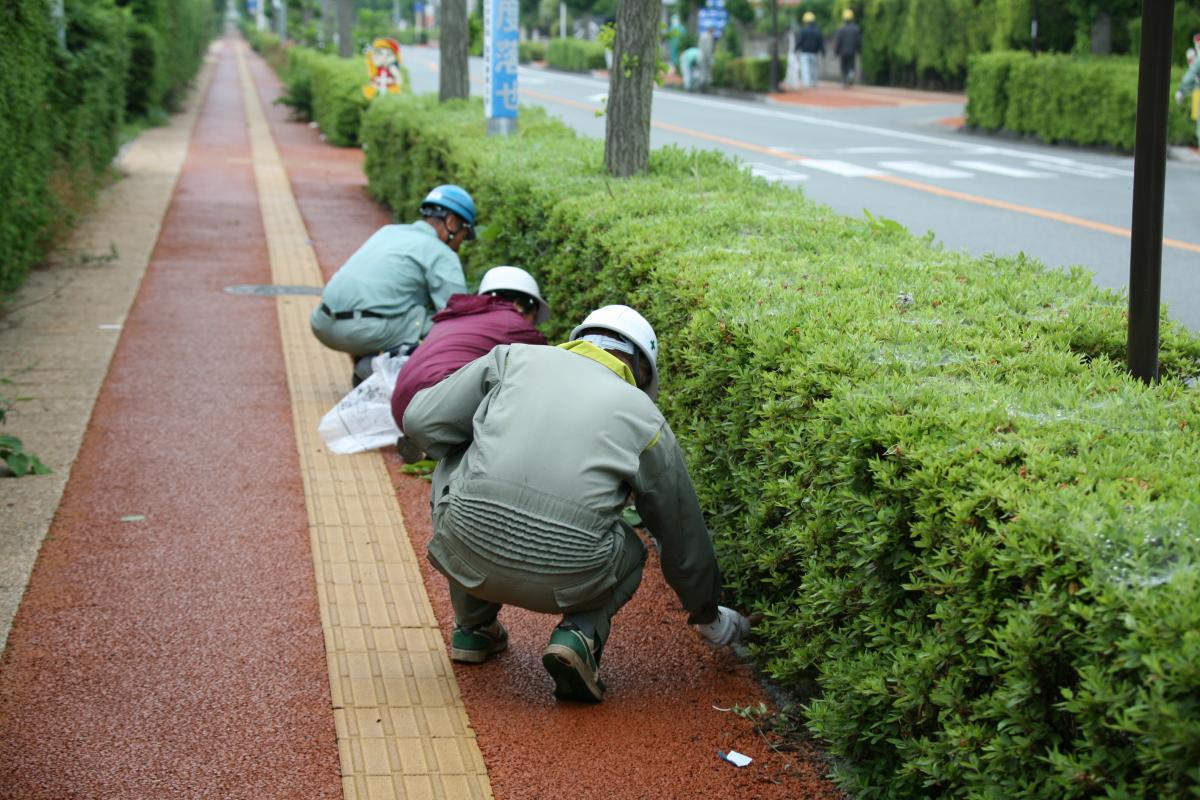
left=800, top=159, right=885, bottom=177
left=951, top=160, right=1053, bottom=178
left=1022, top=160, right=1120, bottom=179
left=746, top=162, right=809, bottom=182
left=879, top=161, right=972, bottom=178
left=837, top=146, right=916, bottom=154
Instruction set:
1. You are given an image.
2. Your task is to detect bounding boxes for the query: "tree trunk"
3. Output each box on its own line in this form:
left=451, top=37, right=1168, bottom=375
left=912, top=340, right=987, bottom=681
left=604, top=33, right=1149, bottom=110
left=604, top=0, right=658, bottom=177
left=321, top=0, right=334, bottom=48
left=1090, top=11, right=1112, bottom=54
left=337, top=0, right=353, bottom=57
left=440, top=0, right=470, bottom=101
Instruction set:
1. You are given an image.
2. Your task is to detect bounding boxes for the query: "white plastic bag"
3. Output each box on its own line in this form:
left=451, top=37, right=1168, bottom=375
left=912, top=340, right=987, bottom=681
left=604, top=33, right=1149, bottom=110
left=318, top=352, right=409, bottom=454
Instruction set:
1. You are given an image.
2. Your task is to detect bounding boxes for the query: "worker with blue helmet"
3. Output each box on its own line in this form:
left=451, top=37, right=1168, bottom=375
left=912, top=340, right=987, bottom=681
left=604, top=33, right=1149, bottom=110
left=310, top=184, right=477, bottom=384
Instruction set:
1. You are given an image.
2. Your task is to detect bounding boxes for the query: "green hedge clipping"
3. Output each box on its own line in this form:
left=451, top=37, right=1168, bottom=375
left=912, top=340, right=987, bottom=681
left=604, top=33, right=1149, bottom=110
left=967, top=51, right=1198, bottom=149
left=359, top=93, right=1200, bottom=798
left=546, top=37, right=606, bottom=72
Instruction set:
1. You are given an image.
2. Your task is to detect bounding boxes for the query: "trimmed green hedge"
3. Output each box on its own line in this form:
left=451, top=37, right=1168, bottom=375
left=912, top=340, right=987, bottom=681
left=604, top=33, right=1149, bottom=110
left=311, top=54, right=372, bottom=146
left=1, top=0, right=57, bottom=295
left=1, top=0, right=213, bottom=297
left=252, top=38, right=411, bottom=148
left=967, top=51, right=1198, bottom=149
left=360, top=93, right=1200, bottom=798
left=519, top=40, right=547, bottom=63
left=713, top=55, right=772, bottom=93
left=545, top=37, right=606, bottom=72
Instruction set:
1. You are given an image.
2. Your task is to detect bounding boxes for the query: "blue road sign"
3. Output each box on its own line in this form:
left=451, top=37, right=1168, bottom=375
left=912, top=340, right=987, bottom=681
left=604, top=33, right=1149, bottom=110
left=484, top=0, right=519, bottom=122
left=698, top=7, right=728, bottom=33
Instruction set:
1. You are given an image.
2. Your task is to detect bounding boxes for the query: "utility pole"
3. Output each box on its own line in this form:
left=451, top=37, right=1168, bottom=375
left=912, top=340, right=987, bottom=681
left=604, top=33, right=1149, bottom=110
left=1126, top=0, right=1174, bottom=383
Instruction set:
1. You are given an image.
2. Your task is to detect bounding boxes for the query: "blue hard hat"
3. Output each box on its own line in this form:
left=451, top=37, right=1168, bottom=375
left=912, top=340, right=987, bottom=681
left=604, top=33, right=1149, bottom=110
left=420, top=184, right=476, bottom=238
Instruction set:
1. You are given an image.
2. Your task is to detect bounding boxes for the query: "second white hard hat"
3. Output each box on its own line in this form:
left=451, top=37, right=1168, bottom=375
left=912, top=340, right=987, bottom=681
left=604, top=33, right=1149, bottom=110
left=478, top=266, right=550, bottom=325
left=570, top=304, right=659, bottom=399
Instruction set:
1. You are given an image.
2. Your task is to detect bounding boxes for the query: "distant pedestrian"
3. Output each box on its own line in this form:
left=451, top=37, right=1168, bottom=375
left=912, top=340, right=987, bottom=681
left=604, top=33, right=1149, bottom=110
left=310, top=185, right=475, bottom=384
left=680, top=46, right=701, bottom=91
left=833, top=8, right=862, bottom=88
left=796, top=11, right=824, bottom=89
left=1177, top=34, right=1200, bottom=145
left=784, top=24, right=801, bottom=90
left=402, top=305, right=752, bottom=703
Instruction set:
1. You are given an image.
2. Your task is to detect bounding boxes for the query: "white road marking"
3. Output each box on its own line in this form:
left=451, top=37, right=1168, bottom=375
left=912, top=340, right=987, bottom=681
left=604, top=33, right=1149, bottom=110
left=951, top=160, right=1053, bottom=178
left=1022, top=160, right=1118, bottom=179
left=800, top=159, right=885, bottom=177
left=745, top=162, right=810, bottom=182
left=837, top=146, right=917, bottom=154
left=879, top=161, right=973, bottom=178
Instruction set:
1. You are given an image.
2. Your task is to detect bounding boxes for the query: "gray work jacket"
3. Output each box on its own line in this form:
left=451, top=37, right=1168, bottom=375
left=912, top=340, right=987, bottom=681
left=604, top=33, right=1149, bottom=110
left=403, top=341, right=722, bottom=624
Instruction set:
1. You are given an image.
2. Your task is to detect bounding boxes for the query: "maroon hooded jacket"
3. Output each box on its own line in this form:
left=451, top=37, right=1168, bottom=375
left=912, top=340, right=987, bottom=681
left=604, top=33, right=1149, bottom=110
left=391, top=293, right=548, bottom=428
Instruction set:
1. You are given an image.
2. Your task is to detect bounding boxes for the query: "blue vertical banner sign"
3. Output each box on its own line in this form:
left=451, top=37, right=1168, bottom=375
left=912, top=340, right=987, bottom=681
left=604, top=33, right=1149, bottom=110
left=484, top=0, right=519, bottom=134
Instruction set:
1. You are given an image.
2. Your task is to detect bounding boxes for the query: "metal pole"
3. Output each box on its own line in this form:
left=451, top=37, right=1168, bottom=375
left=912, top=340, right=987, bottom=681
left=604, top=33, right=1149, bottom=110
left=559, top=1, right=566, bottom=39
left=769, top=0, right=779, bottom=90
left=1030, top=0, right=1038, bottom=54
left=1127, top=0, right=1174, bottom=384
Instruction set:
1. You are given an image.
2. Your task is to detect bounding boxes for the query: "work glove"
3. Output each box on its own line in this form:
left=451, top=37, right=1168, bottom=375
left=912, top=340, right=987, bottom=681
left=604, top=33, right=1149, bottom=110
left=695, top=606, right=751, bottom=647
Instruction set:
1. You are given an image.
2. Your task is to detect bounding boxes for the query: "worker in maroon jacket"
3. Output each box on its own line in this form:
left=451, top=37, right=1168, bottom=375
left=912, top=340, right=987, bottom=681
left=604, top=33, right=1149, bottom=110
left=391, top=266, right=550, bottom=460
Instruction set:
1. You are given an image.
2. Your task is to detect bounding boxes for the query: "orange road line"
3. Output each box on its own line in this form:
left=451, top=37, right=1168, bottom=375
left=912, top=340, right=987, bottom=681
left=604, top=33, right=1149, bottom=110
left=517, top=89, right=1200, bottom=255
left=870, top=174, right=1200, bottom=253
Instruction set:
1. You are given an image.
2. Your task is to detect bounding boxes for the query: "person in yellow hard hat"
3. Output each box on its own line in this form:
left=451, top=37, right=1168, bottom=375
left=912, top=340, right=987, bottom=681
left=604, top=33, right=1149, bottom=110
left=795, top=10, right=825, bottom=89
left=833, top=8, right=862, bottom=88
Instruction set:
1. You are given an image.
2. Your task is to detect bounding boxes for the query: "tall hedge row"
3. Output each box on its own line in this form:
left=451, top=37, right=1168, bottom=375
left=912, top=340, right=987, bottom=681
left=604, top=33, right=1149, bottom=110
left=357, top=93, right=1200, bottom=797
left=0, top=0, right=214, bottom=297
left=545, top=37, right=607, bottom=72
left=966, top=51, right=1198, bottom=149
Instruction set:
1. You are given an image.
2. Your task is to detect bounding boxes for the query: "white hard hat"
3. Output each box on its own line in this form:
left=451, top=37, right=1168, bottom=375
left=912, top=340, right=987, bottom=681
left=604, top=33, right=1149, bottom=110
left=478, top=266, right=550, bottom=325
left=570, top=304, right=659, bottom=399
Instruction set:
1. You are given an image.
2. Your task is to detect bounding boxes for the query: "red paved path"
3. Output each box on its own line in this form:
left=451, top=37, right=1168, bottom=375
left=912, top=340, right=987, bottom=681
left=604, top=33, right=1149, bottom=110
left=0, top=43, right=340, bottom=799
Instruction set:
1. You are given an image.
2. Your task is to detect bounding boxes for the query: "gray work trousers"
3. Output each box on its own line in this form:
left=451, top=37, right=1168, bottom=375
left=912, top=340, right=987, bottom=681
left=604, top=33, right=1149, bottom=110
left=309, top=304, right=416, bottom=357
left=431, top=522, right=648, bottom=650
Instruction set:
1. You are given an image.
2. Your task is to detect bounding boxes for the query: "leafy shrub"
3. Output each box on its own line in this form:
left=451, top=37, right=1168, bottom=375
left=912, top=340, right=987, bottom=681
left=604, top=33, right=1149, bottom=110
left=310, top=53, right=372, bottom=146
left=278, top=46, right=324, bottom=119
left=1, top=0, right=212, bottom=299
left=126, top=19, right=168, bottom=117
left=546, top=37, right=607, bottom=72
left=967, top=51, right=1197, bottom=149
left=519, top=40, right=547, bottom=63
left=54, top=0, right=130, bottom=178
left=0, top=0, right=55, bottom=295
left=359, top=92, right=1200, bottom=798
left=714, top=56, right=772, bottom=92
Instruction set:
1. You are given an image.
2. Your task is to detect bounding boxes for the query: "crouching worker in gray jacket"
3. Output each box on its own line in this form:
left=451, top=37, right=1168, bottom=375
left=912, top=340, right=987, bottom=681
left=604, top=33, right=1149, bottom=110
left=402, top=304, right=751, bottom=702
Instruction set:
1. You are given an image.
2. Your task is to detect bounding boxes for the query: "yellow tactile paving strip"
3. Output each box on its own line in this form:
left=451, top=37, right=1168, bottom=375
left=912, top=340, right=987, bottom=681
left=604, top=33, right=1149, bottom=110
left=234, top=43, right=492, bottom=800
